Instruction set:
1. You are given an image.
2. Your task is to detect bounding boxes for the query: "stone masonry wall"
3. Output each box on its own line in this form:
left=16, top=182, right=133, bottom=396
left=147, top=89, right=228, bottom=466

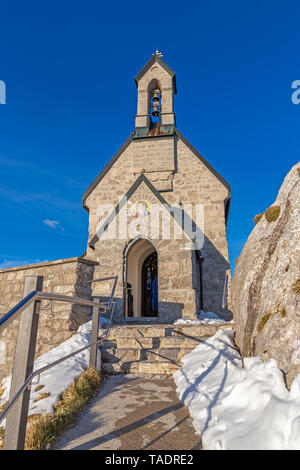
left=89, top=181, right=196, bottom=323
left=0, top=257, right=98, bottom=382
left=171, top=137, right=231, bottom=314
left=85, top=133, right=231, bottom=319
left=133, top=137, right=175, bottom=173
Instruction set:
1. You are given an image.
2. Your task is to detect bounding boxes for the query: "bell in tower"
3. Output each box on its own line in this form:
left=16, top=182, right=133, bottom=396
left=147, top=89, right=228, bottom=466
left=151, top=89, right=161, bottom=118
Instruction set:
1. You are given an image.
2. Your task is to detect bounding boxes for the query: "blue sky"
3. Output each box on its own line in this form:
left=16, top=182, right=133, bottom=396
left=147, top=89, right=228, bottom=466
left=0, top=0, right=299, bottom=270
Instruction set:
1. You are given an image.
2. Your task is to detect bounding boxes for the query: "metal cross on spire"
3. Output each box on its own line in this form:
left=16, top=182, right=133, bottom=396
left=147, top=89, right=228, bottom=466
left=154, top=49, right=163, bottom=58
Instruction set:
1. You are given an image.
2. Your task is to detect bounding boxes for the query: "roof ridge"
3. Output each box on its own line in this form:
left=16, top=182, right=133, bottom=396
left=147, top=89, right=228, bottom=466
left=82, top=132, right=134, bottom=210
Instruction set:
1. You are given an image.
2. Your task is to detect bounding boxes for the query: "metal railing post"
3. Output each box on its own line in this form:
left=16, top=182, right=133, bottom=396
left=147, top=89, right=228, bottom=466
left=3, top=275, right=43, bottom=450
left=89, top=297, right=100, bottom=369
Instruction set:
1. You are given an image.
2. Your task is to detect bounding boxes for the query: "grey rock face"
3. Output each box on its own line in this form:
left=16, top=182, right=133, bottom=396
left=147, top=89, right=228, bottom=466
left=231, top=163, right=300, bottom=387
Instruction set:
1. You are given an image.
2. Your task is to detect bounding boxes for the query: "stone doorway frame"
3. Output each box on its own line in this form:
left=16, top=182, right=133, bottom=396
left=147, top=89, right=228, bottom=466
left=123, top=236, right=159, bottom=320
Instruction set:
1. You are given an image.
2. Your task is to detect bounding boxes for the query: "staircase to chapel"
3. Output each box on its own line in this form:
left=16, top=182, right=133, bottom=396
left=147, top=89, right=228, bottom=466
left=101, top=323, right=232, bottom=375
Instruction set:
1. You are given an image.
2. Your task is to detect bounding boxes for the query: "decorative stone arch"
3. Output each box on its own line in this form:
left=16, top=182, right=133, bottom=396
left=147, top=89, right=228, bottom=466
left=147, top=77, right=162, bottom=92
left=123, top=236, right=159, bottom=319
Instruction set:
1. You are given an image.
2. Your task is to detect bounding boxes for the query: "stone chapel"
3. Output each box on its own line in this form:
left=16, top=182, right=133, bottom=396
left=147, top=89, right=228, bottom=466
left=82, top=52, right=231, bottom=324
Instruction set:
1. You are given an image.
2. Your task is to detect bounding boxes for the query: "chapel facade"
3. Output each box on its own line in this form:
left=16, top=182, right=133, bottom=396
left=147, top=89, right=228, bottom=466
left=82, top=53, right=231, bottom=324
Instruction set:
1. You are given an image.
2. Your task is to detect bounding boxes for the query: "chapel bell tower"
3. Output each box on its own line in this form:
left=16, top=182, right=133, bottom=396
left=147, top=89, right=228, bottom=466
left=134, top=51, right=177, bottom=138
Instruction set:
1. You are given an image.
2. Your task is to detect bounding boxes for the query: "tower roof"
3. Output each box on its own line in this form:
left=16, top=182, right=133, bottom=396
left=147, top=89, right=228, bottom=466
left=134, top=53, right=177, bottom=94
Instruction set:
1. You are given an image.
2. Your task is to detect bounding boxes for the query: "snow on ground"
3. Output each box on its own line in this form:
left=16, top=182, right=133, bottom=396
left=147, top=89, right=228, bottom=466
left=174, top=311, right=234, bottom=326
left=174, top=328, right=300, bottom=450
left=0, top=318, right=108, bottom=429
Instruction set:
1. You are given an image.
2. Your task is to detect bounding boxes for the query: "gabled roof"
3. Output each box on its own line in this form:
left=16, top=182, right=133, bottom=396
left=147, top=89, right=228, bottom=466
left=82, top=128, right=231, bottom=210
left=134, top=55, right=177, bottom=94
left=89, top=173, right=196, bottom=249
left=82, top=132, right=134, bottom=211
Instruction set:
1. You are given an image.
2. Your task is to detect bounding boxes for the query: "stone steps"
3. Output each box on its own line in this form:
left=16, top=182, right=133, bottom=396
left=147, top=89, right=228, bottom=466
left=102, top=361, right=179, bottom=375
left=104, top=323, right=228, bottom=339
left=112, top=335, right=205, bottom=349
left=101, top=347, right=195, bottom=363
left=100, top=323, right=232, bottom=375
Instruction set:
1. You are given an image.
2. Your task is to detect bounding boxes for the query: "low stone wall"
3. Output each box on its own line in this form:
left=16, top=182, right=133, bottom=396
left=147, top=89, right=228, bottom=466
left=0, top=257, right=98, bottom=382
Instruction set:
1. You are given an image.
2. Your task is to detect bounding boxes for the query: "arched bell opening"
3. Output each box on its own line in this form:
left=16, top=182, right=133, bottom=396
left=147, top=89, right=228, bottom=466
left=124, top=237, right=159, bottom=318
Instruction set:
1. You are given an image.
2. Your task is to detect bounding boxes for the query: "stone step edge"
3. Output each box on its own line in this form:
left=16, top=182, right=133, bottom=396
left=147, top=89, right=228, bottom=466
left=104, top=336, right=210, bottom=349
left=101, top=324, right=233, bottom=339
left=101, top=347, right=195, bottom=364
left=102, top=361, right=180, bottom=375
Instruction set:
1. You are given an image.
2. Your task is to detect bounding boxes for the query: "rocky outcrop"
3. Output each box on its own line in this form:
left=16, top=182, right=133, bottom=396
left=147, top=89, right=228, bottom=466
left=231, top=163, right=300, bottom=387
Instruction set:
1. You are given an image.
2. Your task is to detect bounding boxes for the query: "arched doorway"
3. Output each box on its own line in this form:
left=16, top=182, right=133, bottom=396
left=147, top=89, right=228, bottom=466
left=125, top=238, right=158, bottom=318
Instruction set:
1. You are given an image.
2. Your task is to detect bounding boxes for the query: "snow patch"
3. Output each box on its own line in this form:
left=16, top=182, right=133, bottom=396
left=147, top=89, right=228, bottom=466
left=0, top=319, right=106, bottom=429
left=174, top=311, right=233, bottom=326
left=174, top=328, right=300, bottom=450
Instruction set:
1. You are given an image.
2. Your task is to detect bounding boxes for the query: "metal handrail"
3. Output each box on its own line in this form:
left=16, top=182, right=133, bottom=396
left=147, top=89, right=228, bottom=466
left=0, top=291, right=112, bottom=334
left=84, top=275, right=118, bottom=309
left=84, top=275, right=118, bottom=338
left=0, top=321, right=113, bottom=426
left=0, top=275, right=118, bottom=445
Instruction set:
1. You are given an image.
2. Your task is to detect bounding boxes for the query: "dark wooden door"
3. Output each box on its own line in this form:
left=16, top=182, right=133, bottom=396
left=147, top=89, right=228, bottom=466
left=141, top=252, right=158, bottom=317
